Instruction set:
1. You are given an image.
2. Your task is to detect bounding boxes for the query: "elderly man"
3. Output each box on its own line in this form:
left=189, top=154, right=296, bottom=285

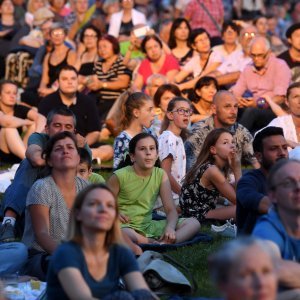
left=231, top=36, right=291, bottom=133
left=185, top=90, right=257, bottom=170
left=211, top=25, right=257, bottom=86
left=253, top=159, right=300, bottom=292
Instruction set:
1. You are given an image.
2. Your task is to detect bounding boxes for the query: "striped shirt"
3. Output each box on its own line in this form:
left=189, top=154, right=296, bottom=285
left=93, top=54, right=131, bottom=102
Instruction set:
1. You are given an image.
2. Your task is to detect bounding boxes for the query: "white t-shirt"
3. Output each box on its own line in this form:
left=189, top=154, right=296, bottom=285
left=267, top=114, right=297, bottom=146
left=212, top=44, right=242, bottom=63
left=217, top=50, right=252, bottom=74
left=158, top=130, right=186, bottom=201
left=183, top=51, right=222, bottom=78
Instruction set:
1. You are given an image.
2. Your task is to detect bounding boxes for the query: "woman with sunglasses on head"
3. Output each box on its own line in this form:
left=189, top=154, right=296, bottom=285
left=38, top=23, right=76, bottom=98
left=47, top=184, right=156, bottom=300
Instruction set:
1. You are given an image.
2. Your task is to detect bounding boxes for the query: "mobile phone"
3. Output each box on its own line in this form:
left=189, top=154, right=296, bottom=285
left=133, top=26, right=150, bottom=38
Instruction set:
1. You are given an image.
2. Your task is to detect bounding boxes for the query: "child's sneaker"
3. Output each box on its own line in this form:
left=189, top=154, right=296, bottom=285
left=211, top=220, right=237, bottom=238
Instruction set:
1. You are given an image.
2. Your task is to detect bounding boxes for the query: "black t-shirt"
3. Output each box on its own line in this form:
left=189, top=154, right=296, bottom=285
left=278, top=50, right=300, bottom=83
left=38, top=91, right=101, bottom=137
left=13, top=104, right=31, bottom=134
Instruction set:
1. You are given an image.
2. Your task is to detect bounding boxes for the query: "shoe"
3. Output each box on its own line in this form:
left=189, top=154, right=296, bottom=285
left=0, top=220, right=16, bottom=242
left=211, top=220, right=237, bottom=238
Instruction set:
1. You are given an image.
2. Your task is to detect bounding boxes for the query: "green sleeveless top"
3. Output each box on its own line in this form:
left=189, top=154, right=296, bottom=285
left=114, top=166, right=164, bottom=234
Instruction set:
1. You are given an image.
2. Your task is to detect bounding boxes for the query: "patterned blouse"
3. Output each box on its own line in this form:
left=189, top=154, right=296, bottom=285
left=180, top=162, right=220, bottom=222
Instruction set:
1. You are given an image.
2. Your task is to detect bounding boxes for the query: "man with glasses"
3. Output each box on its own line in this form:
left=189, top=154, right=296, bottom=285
left=253, top=159, right=300, bottom=292
left=211, top=25, right=257, bottom=86
left=231, top=36, right=291, bottom=133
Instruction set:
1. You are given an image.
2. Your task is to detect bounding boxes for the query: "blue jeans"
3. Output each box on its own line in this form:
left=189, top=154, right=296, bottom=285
left=0, top=242, right=28, bottom=275
left=2, top=159, right=39, bottom=217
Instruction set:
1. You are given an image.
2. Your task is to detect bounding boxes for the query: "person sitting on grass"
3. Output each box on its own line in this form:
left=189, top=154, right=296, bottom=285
left=77, top=148, right=105, bottom=184
left=180, top=128, right=241, bottom=223
left=107, top=133, right=200, bottom=253
left=0, top=80, right=40, bottom=163
left=47, top=184, right=156, bottom=300
left=22, top=131, right=88, bottom=280
left=113, top=92, right=155, bottom=170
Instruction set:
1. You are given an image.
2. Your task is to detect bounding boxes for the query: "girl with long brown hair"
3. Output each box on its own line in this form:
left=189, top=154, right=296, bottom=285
left=180, top=128, right=241, bottom=222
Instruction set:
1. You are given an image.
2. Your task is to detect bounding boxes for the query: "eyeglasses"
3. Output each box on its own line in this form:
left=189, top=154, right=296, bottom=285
left=83, top=34, right=97, bottom=38
left=272, top=178, right=300, bottom=191
left=171, top=108, right=193, bottom=116
left=250, top=51, right=269, bottom=59
left=51, top=31, right=65, bottom=37
left=243, top=32, right=256, bottom=38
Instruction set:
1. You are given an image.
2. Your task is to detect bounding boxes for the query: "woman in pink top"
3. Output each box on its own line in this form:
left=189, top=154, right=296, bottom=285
left=133, top=35, right=179, bottom=91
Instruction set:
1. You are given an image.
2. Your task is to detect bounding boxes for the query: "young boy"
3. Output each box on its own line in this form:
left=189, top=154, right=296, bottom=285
left=77, top=148, right=105, bottom=184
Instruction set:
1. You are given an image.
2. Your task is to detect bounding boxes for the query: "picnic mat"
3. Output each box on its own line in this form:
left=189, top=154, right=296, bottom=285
left=139, top=233, right=213, bottom=252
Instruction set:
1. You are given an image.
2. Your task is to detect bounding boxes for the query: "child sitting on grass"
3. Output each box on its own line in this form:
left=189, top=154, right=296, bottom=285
left=77, top=148, right=105, bottom=184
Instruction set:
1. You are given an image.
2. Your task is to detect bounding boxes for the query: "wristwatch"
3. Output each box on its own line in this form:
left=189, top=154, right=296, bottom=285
left=102, top=82, right=108, bottom=89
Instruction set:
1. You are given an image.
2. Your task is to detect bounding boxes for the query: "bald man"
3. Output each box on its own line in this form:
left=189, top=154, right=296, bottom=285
left=231, top=36, right=291, bottom=133
left=185, top=90, right=257, bottom=170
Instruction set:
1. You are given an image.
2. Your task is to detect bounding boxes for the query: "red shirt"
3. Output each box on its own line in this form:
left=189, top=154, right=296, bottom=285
left=138, top=54, right=179, bottom=86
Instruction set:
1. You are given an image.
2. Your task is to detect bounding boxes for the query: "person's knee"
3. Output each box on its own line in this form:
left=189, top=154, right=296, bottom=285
left=0, top=242, right=27, bottom=275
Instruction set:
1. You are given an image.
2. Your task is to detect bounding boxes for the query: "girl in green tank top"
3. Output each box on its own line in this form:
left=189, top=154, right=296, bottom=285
left=107, top=133, right=200, bottom=255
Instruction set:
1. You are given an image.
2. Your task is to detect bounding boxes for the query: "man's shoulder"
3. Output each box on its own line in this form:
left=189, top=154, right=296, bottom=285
left=28, top=132, right=50, bottom=147
left=187, top=118, right=213, bottom=142
left=76, top=92, right=95, bottom=105
left=271, top=55, right=290, bottom=69
left=240, top=168, right=265, bottom=182
left=39, top=91, right=62, bottom=112
left=234, top=123, right=253, bottom=139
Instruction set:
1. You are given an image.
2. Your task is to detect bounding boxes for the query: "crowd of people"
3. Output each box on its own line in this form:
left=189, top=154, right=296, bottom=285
left=0, top=0, right=300, bottom=299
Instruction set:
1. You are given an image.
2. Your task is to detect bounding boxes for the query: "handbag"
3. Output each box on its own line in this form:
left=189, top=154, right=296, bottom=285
left=137, top=251, right=197, bottom=296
